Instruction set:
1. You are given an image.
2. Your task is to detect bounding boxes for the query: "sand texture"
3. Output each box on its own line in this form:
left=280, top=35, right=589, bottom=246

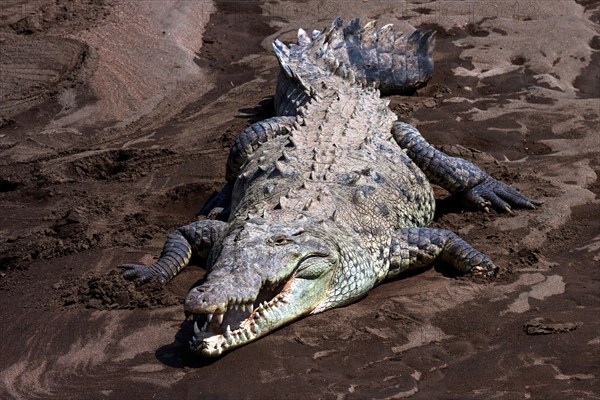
left=0, top=0, right=598, bottom=399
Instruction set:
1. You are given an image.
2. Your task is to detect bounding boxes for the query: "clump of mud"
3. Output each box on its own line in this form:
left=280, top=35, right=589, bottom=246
left=56, top=270, right=181, bottom=310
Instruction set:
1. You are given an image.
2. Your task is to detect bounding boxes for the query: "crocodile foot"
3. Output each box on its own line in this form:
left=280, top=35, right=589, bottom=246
left=120, top=264, right=166, bottom=285
left=470, top=260, right=500, bottom=278
left=463, top=177, right=543, bottom=213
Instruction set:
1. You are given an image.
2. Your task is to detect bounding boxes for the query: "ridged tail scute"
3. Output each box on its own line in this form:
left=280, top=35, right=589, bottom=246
left=273, top=17, right=435, bottom=108
left=273, top=38, right=314, bottom=116
left=348, top=18, right=435, bottom=94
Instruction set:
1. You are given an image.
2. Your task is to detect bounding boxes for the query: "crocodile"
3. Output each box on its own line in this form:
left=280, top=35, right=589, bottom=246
left=121, top=17, right=541, bottom=357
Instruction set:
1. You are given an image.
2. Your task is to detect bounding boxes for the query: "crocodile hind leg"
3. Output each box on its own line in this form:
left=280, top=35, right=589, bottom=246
left=391, top=122, right=542, bottom=212
left=225, top=116, right=296, bottom=182
left=199, top=116, right=296, bottom=219
left=387, top=227, right=498, bottom=280
left=198, top=183, right=234, bottom=220
left=121, top=220, right=227, bottom=284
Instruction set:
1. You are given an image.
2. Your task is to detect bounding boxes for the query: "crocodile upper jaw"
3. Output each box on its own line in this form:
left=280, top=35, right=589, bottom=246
left=189, top=274, right=304, bottom=356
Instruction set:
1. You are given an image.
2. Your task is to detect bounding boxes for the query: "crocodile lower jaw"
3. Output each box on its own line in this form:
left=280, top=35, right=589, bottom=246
left=189, top=279, right=292, bottom=357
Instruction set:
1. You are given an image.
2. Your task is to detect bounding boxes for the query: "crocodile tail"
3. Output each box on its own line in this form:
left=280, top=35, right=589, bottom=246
left=273, top=38, right=314, bottom=115
left=273, top=17, right=435, bottom=100
left=320, top=17, right=435, bottom=94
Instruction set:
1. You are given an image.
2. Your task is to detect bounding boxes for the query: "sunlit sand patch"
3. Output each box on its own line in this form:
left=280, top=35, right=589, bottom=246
left=502, top=275, right=565, bottom=315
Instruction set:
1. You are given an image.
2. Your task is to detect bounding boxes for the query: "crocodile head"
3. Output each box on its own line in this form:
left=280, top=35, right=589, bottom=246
left=184, top=217, right=346, bottom=357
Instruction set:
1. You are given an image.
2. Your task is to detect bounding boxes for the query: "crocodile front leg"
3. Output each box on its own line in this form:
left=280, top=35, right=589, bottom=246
left=387, top=227, right=498, bottom=280
left=391, top=122, right=542, bottom=212
left=121, top=220, right=227, bottom=284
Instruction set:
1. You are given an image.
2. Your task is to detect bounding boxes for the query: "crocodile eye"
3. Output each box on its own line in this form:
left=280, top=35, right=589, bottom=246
left=269, top=234, right=289, bottom=245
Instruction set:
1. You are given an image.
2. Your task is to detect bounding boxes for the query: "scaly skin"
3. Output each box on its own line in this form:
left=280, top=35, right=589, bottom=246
left=122, top=17, right=540, bottom=357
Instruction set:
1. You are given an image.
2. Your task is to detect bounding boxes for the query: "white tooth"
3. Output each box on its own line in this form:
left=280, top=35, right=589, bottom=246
left=207, top=313, right=213, bottom=323
left=217, top=313, right=224, bottom=324
left=248, top=304, right=254, bottom=313
left=251, top=323, right=259, bottom=334
left=225, top=325, right=232, bottom=337
left=194, top=321, right=200, bottom=335
left=233, top=304, right=238, bottom=311
left=240, top=304, right=246, bottom=312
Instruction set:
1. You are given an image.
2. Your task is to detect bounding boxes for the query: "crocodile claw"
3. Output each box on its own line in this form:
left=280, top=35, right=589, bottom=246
left=470, top=263, right=499, bottom=278
left=463, top=177, right=542, bottom=213
left=119, top=263, right=165, bottom=285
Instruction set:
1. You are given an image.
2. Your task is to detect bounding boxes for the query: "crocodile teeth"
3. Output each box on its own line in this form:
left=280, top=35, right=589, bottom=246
left=224, top=325, right=232, bottom=338
left=194, top=321, right=201, bottom=335
left=207, top=313, right=214, bottom=323
left=216, top=313, right=224, bottom=325
left=247, top=303, right=254, bottom=313
left=240, top=304, right=246, bottom=312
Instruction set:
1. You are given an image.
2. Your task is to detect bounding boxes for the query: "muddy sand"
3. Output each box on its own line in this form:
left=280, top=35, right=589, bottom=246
left=0, top=0, right=598, bottom=399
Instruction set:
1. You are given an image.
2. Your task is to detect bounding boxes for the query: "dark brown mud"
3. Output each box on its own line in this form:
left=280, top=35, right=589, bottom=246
left=0, top=1, right=598, bottom=399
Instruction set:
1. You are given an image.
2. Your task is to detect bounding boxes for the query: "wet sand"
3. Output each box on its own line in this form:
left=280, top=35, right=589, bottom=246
left=1, top=0, right=598, bottom=399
